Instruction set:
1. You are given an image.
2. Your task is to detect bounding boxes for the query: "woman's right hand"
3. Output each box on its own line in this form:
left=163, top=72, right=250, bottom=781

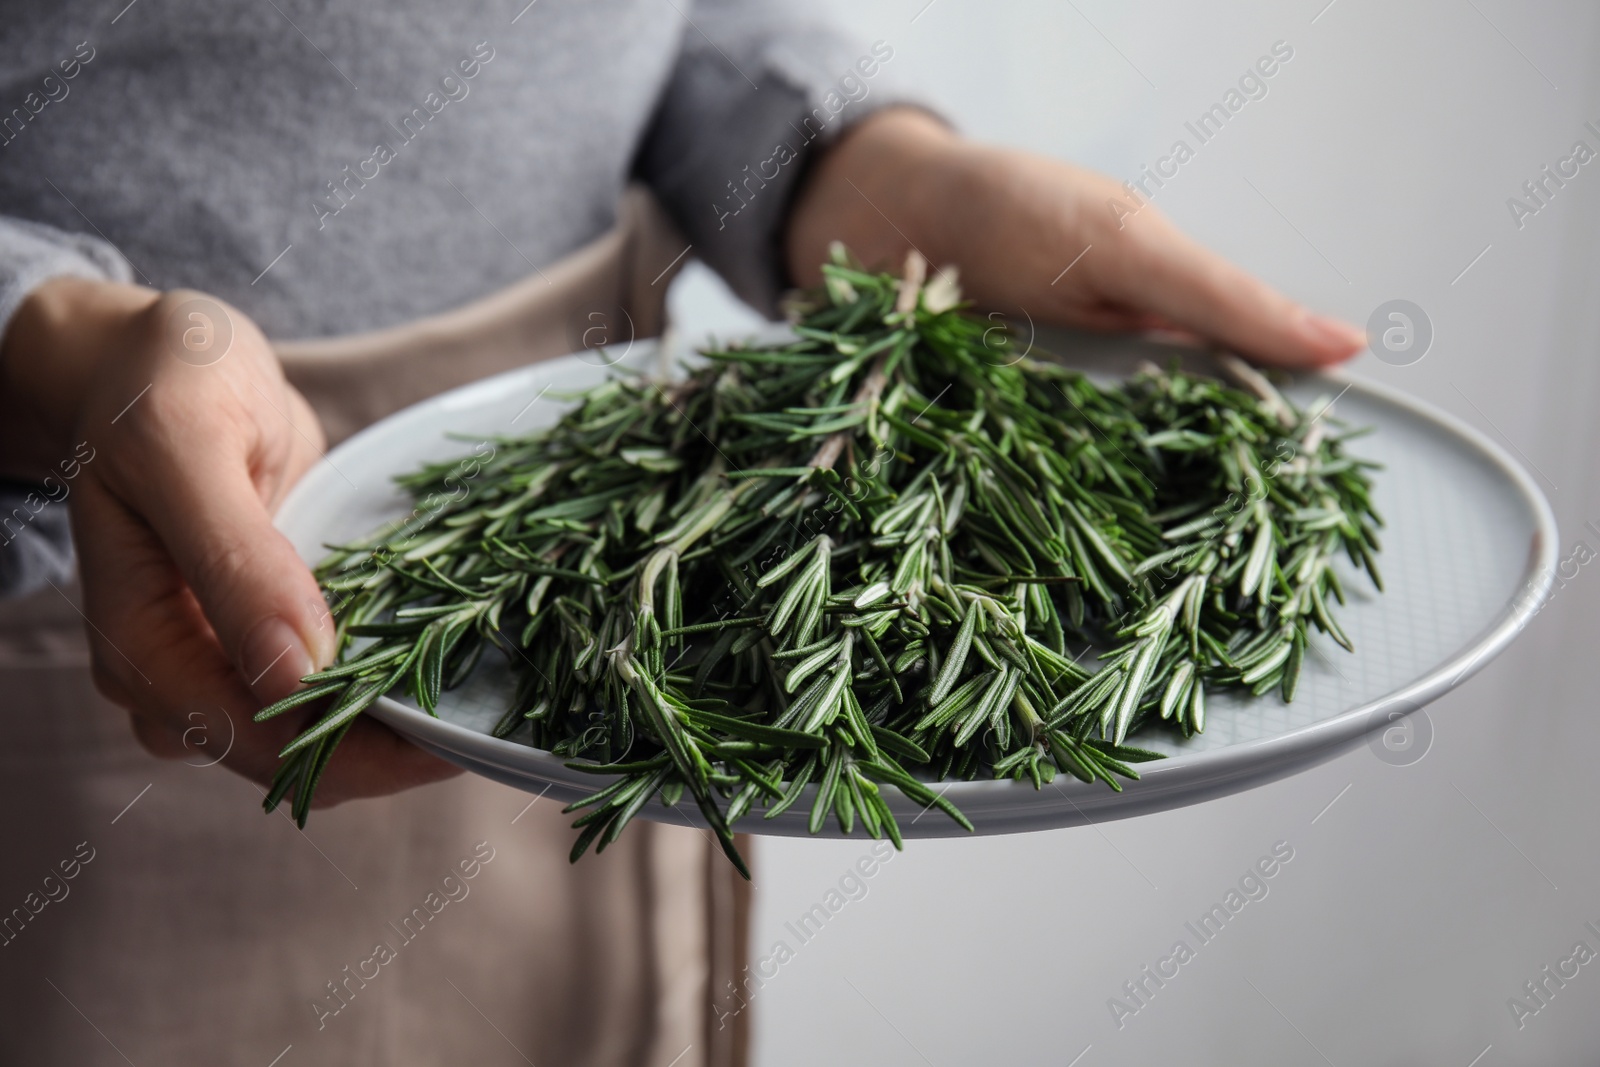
left=0, top=277, right=461, bottom=804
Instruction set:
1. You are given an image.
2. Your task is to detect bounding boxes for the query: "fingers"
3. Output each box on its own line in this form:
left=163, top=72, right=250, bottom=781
left=1109, top=214, right=1366, bottom=368
left=264, top=384, right=327, bottom=510
left=72, top=470, right=265, bottom=741
left=98, top=357, right=333, bottom=709
left=127, top=437, right=332, bottom=704
left=75, top=472, right=460, bottom=801
left=1045, top=303, right=1162, bottom=336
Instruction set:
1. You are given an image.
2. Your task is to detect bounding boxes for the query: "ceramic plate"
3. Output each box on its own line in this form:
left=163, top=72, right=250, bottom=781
left=274, top=332, right=1557, bottom=837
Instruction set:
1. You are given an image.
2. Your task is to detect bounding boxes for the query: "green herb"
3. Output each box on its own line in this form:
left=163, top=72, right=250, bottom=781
left=258, top=247, right=1381, bottom=877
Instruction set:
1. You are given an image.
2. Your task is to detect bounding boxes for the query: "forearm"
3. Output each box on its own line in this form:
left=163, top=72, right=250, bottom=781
left=0, top=276, right=159, bottom=479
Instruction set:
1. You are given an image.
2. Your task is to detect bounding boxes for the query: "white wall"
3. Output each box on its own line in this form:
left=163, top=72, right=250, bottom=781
left=671, top=2, right=1600, bottom=1063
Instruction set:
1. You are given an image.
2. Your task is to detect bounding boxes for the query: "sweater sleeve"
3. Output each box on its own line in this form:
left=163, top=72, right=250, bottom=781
left=0, top=216, right=133, bottom=341
left=0, top=216, right=133, bottom=599
left=633, top=0, right=915, bottom=315
left=0, top=480, right=75, bottom=599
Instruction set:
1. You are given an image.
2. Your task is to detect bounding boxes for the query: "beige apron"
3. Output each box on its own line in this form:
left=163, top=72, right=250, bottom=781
left=0, top=187, right=750, bottom=1067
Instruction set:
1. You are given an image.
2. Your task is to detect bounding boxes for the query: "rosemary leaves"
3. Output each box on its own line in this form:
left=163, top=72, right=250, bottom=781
left=258, top=248, right=1382, bottom=877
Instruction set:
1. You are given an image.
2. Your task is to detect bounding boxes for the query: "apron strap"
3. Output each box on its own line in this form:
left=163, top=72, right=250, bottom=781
left=277, top=185, right=690, bottom=445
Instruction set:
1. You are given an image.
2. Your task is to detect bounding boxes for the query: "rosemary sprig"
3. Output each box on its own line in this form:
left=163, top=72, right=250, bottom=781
left=258, top=247, right=1381, bottom=876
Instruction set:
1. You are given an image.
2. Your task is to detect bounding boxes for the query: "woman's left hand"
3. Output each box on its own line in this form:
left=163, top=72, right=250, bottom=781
left=787, top=108, right=1366, bottom=369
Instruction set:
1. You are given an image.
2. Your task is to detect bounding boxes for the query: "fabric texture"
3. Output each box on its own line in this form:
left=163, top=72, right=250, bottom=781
left=0, top=215, right=131, bottom=594
left=0, top=0, right=895, bottom=339
left=0, top=477, right=74, bottom=596
left=277, top=185, right=692, bottom=446
left=0, top=584, right=752, bottom=1067
left=635, top=1, right=903, bottom=312
left=0, top=0, right=905, bottom=598
left=0, top=216, right=131, bottom=340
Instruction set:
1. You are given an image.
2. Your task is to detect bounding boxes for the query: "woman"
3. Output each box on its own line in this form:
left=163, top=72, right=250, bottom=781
left=0, top=1, right=1362, bottom=1063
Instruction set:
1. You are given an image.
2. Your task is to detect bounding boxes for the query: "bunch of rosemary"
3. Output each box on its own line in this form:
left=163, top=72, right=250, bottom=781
left=258, top=248, right=1381, bottom=877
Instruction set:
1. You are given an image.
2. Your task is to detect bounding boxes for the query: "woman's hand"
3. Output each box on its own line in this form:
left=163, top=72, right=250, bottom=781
left=0, top=278, right=460, bottom=804
left=787, top=108, right=1366, bottom=368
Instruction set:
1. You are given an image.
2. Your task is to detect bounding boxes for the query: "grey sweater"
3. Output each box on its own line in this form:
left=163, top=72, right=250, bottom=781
left=0, top=0, right=903, bottom=596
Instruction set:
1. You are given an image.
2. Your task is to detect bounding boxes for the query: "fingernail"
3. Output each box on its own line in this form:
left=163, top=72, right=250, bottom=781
left=241, top=616, right=315, bottom=702
left=1297, top=312, right=1367, bottom=354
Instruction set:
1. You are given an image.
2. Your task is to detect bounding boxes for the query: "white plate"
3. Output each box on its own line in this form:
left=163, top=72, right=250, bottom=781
left=275, top=333, right=1557, bottom=837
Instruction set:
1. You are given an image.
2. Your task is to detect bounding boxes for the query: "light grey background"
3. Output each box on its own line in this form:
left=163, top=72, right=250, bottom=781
left=668, top=1, right=1600, bottom=1064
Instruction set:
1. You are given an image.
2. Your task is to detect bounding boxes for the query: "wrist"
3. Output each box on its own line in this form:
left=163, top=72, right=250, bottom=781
left=785, top=106, right=963, bottom=286
left=0, top=275, right=159, bottom=478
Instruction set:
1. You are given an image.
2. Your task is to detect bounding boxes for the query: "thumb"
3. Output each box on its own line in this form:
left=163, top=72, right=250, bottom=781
left=139, top=448, right=336, bottom=704
left=1112, top=218, right=1366, bottom=368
